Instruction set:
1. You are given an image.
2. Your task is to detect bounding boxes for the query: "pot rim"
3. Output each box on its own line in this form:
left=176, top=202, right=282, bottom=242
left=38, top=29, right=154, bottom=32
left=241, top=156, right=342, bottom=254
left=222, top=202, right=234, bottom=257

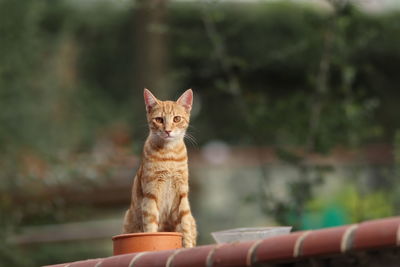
left=112, top=232, right=183, bottom=240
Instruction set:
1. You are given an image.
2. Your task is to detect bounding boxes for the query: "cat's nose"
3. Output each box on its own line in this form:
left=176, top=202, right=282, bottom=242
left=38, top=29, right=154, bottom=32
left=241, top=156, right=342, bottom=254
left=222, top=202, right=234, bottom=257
left=165, top=130, right=171, bottom=136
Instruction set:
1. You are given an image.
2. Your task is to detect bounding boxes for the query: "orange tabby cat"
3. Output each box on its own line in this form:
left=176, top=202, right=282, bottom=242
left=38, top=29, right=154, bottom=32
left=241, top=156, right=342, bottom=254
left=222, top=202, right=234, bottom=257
left=123, top=88, right=197, bottom=248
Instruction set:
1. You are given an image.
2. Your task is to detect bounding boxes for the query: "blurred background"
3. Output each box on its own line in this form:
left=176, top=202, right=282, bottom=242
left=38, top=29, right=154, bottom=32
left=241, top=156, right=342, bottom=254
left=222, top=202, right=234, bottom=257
left=1, top=0, right=400, bottom=265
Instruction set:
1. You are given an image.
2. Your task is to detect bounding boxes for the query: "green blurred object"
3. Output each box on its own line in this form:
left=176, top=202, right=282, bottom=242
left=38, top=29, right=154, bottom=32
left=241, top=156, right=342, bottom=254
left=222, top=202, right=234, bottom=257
left=301, top=205, right=347, bottom=230
left=322, top=205, right=347, bottom=227
left=300, top=184, right=395, bottom=230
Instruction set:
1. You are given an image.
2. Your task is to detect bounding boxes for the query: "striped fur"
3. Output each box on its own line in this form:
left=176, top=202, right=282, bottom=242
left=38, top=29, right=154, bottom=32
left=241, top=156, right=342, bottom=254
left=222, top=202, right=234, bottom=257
left=123, top=89, right=197, bottom=248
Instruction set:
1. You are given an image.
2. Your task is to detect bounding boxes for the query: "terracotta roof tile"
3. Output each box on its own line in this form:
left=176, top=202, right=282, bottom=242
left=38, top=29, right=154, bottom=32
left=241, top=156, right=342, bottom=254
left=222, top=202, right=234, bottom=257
left=353, top=217, right=400, bottom=250
left=99, top=253, right=137, bottom=267
left=68, top=259, right=102, bottom=267
left=127, top=249, right=175, bottom=267
left=301, top=225, right=353, bottom=257
left=251, top=231, right=306, bottom=264
left=208, top=241, right=254, bottom=267
left=44, top=216, right=400, bottom=267
left=169, top=245, right=215, bottom=267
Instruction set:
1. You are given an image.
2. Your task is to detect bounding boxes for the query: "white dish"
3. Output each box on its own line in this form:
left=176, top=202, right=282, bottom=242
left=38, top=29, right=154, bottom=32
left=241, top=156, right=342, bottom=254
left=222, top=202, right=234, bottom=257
left=211, top=226, right=292, bottom=244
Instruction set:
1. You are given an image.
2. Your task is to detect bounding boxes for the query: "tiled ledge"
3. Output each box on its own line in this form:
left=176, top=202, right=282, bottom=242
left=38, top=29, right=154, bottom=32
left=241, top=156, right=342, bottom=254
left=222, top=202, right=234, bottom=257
left=44, top=216, right=400, bottom=267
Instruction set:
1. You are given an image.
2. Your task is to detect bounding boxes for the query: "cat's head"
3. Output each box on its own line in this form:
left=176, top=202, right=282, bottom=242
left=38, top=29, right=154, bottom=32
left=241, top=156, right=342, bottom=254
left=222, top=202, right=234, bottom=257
left=144, top=88, right=193, bottom=142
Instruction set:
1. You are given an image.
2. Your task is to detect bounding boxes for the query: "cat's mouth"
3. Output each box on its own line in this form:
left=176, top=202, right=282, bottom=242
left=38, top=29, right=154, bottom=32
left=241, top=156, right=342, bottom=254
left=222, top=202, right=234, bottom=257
left=153, top=131, right=183, bottom=141
left=157, top=132, right=176, bottom=140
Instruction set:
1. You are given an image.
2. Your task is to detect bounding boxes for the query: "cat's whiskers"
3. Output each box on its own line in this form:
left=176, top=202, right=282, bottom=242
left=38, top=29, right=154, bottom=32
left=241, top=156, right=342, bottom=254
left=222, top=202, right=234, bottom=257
left=184, top=133, right=198, bottom=148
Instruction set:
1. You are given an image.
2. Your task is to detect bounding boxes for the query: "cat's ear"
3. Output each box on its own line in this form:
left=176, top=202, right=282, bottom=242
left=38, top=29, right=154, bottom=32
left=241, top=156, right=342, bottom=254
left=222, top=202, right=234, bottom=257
left=177, top=89, right=193, bottom=112
left=144, top=88, right=159, bottom=113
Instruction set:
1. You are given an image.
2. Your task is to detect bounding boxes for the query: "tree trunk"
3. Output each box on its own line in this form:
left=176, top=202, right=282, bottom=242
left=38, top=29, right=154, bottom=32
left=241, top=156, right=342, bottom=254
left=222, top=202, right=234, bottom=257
left=133, top=0, right=169, bottom=100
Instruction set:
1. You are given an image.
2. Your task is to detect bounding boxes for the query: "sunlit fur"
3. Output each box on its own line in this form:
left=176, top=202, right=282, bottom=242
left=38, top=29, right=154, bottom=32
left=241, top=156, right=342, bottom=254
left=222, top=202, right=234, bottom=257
left=123, top=89, right=197, bottom=248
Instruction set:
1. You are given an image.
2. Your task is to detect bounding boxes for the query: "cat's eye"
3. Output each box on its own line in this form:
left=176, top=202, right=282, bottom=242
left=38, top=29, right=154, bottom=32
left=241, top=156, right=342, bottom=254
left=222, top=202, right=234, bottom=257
left=154, top=117, right=164, bottom=123
left=173, top=116, right=181, bottom=123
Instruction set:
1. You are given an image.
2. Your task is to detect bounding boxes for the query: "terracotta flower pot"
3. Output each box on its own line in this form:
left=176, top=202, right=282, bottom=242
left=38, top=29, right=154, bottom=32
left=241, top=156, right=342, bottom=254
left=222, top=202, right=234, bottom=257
left=112, top=232, right=183, bottom=255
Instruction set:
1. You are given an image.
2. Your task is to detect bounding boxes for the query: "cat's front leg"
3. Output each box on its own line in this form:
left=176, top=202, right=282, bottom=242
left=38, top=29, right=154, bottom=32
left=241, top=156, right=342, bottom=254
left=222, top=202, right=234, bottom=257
left=176, top=193, right=197, bottom=247
left=141, top=192, right=159, bottom=232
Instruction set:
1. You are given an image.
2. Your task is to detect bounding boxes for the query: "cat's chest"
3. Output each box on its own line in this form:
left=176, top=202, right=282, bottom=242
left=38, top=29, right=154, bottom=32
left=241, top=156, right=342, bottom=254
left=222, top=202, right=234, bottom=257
left=143, top=156, right=187, bottom=177
left=157, top=170, right=181, bottom=217
left=142, top=162, right=187, bottom=186
left=152, top=168, right=186, bottom=184
left=143, top=142, right=188, bottom=170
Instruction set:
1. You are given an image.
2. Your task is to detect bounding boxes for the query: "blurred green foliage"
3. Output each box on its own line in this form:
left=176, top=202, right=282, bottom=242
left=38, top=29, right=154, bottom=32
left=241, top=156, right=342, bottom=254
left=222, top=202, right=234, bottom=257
left=1, top=0, right=400, bottom=265
left=2, top=1, right=400, bottom=155
left=304, top=184, right=395, bottom=229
